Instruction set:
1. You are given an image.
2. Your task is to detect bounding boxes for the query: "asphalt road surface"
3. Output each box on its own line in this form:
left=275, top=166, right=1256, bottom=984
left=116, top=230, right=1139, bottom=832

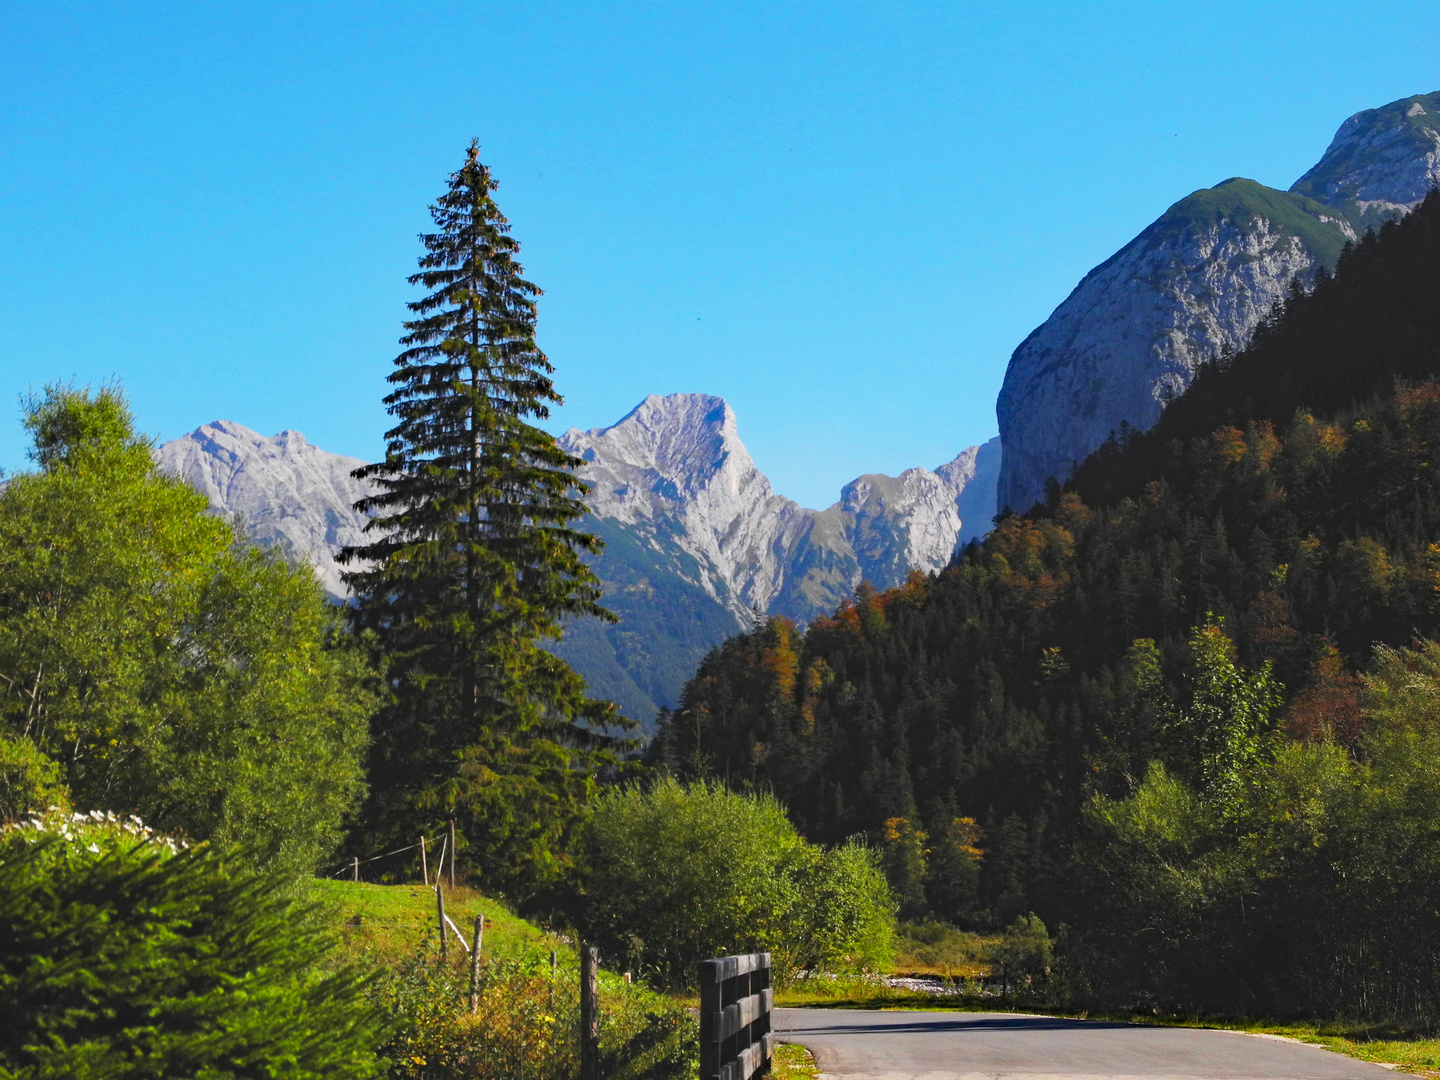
left=773, top=1009, right=1402, bottom=1080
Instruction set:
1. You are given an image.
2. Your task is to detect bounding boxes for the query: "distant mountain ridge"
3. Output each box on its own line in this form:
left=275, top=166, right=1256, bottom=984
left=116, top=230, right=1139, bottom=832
left=157, top=395, right=999, bottom=722
left=997, top=91, right=1440, bottom=514
left=155, top=420, right=372, bottom=599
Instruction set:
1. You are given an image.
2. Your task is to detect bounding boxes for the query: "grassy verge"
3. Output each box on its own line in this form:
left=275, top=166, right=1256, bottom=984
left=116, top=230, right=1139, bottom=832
left=770, top=1043, right=820, bottom=1080
left=305, top=878, right=564, bottom=967
left=1087, top=1014, right=1440, bottom=1078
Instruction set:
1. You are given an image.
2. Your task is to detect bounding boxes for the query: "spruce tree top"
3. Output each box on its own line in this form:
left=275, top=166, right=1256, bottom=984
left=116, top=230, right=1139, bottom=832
left=343, top=139, right=608, bottom=636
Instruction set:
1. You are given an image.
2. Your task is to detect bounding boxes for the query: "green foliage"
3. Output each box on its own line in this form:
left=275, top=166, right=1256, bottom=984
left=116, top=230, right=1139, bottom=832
left=574, top=778, right=893, bottom=986
left=0, top=385, right=373, bottom=874
left=374, top=949, right=694, bottom=1080
left=0, top=732, right=66, bottom=820
left=341, top=143, right=628, bottom=897
left=923, top=814, right=984, bottom=923
left=1172, top=620, right=1280, bottom=811
left=0, top=813, right=389, bottom=1077
left=991, top=912, right=1053, bottom=981
left=892, top=920, right=989, bottom=975
left=879, top=815, right=929, bottom=919
left=1073, top=639, right=1440, bottom=1021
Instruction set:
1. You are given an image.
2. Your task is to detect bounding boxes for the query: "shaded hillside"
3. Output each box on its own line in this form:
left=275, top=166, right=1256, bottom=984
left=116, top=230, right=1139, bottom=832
left=997, top=91, right=1440, bottom=514
left=653, top=191, right=1440, bottom=930
left=1072, top=188, right=1440, bottom=506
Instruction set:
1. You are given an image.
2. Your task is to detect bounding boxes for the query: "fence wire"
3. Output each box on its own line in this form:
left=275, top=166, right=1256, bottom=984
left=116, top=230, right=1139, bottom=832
left=377, top=953, right=693, bottom=1080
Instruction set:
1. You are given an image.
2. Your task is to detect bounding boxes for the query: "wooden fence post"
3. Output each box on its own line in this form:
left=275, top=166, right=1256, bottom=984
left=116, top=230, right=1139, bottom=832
left=419, top=836, right=428, bottom=886
left=436, top=881, right=447, bottom=961
left=448, top=819, right=456, bottom=888
left=581, top=944, right=599, bottom=1080
left=549, top=948, right=558, bottom=1010
left=468, top=914, right=485, bottom=1012
left=699, top=952, right=773, bottom=1080
left=352, top=855, right=359, bottom=883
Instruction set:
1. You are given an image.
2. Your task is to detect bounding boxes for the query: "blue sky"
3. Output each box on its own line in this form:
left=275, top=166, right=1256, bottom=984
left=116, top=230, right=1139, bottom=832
left=1, top=3, right=1436, bottom=509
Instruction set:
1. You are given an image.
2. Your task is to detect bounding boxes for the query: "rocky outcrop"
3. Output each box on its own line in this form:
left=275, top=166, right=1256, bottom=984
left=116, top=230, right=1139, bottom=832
left=996, top=91, right=1440, bottom=515
left=1291, top=92, right=1440, bottom=230
left=155, top=420, right=374, bottom=598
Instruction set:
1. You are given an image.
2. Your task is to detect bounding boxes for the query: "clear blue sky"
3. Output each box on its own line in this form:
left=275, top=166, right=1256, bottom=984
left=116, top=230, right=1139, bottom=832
left=1, top=3, right=1436, bottom=509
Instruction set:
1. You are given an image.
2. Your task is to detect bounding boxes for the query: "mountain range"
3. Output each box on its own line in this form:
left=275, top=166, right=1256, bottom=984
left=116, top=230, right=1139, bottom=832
left=996, top=91, right=1440, bottom=513
left=154, top=90, right=1440, bottom=726
left=157, top=397, right=999, bottom=722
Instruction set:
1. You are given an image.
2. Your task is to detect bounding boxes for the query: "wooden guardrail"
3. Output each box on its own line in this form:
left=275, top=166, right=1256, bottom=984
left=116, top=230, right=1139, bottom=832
left=699, top=952, right=773, bottom=1080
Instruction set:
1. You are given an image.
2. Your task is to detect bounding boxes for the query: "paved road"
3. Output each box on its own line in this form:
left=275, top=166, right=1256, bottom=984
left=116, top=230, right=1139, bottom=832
left=774, top=1009, right=1401, bottom=1080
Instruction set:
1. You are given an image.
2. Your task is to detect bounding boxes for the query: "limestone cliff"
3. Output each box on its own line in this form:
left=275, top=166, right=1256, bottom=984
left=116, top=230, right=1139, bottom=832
left=996, top=91, right=1440, bottom=514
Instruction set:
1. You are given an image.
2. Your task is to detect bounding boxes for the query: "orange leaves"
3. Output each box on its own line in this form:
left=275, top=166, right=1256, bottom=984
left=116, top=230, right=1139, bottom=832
left=984, top=515, right=1077, bottom=611
left=1209, top=421, right=1281, bottom=474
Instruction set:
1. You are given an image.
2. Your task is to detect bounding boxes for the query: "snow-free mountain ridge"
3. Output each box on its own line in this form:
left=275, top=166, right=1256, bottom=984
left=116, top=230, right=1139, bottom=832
left=157, top=397, right=998, bottom=723
left=997, top=91, right=1440, bottom=514
left=155, top=420, right=373, bottom=599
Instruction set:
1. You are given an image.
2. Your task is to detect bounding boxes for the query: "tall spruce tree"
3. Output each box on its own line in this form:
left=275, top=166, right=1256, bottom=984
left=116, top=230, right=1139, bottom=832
left=341, top=142, right=623, bottom=894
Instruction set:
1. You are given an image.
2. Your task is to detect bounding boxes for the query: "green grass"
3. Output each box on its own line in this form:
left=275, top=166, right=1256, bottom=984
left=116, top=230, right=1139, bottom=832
left=892, top=920, right=996, bottom=978
left=304, top=878, right=566, bottom=968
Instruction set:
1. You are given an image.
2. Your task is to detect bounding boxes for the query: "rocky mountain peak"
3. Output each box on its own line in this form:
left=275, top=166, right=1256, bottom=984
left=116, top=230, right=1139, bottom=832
left=1292, top=92, right=1440, bottom=228
left=997, top=91, right=1440, bottom=516
left=559, top=393, right=778, bottom=531
left=155, top=420, right=373, bottom=599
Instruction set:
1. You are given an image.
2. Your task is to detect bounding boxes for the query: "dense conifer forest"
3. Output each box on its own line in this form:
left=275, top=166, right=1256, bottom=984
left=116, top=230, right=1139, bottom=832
left=649, top=192, right=1440, bottom=1014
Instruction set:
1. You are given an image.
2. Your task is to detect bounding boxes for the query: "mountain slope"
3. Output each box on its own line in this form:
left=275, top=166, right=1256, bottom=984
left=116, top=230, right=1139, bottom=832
left=654, top=187, right=1440, bottom=949
left=551, top=394, right=998, bottom=718
left=996, top=91, right=1440, bottom=515
left=157, top=397, right=999, bottom=722
left=1291, top=91, right=1440, bottom=231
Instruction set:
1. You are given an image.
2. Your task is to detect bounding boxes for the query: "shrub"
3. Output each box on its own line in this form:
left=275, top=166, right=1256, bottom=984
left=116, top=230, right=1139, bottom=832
left=0, top=811, right=389, bottom=1077
left=991, top=913, right=1053, bottom=985
left=0, top=732, right=67, bottom=821
left=575, top=778, right=894, bottom=986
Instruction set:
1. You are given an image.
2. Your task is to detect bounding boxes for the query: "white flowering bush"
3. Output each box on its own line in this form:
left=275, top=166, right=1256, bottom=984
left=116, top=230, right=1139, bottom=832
left=2, top=806, right=189, bottom=860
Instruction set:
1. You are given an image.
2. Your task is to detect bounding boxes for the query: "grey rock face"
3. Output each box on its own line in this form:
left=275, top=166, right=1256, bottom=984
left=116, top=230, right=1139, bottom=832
left=1292, top=92, right=1440, bottom=230
left=996, top=91, right=1440, bottom=516
left=559, top=394, right=997, bottom=625
left=155, top=420, right=374, bottom=599
left=996, top=181, right=1351, bottom=512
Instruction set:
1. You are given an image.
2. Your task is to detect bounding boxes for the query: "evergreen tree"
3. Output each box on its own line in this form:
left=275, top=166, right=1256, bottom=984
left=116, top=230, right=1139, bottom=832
left=342, top=142, right=623, bottom=893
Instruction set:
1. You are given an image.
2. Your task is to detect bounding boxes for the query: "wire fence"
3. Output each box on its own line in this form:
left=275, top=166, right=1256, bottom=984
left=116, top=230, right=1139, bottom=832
left=378, top=949, right=691, bottom=1080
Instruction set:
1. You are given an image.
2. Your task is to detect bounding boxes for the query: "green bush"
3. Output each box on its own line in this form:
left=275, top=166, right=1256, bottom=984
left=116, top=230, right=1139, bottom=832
left=1072, top=640, right=1440, bottom=1021
left=991, top=913, right=1053, bottom=985
left=0, top=386, right=375, bottom=874
left=0, top=732, right=67, bottom=821
left=0, top=811, right=390, bottom=1077
left=575, top=778, right=894, bottom=986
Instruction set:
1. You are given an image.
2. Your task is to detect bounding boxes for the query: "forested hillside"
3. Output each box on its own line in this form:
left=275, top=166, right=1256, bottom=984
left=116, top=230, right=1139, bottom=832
left=651, top=191, right=1440, bottom=1008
